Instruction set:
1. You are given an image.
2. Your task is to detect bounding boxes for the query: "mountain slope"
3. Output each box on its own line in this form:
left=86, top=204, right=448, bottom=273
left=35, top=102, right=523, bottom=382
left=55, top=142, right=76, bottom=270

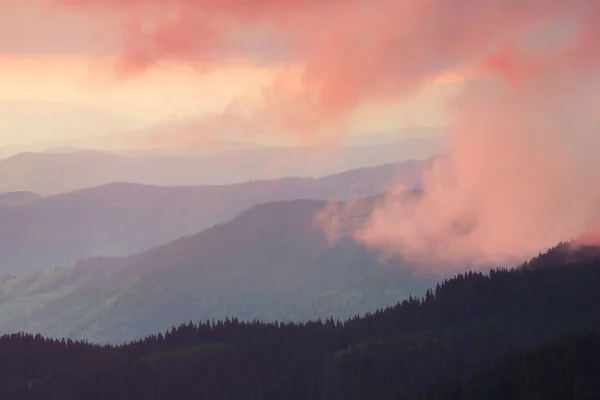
left=1, top=251, right=600, bottom=399
left=271, top=269, right=434, bottom=322
left=0, top=159, right=428, bottom=275
left=0, top=197, right=431, bottom=343
left=0, top=191, right=41, bottom=207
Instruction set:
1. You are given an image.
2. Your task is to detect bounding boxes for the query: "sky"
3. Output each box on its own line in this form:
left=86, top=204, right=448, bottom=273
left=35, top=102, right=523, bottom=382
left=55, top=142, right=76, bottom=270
left=2, top=0, right=600, bottom=269
left=0, top=1, right=459, bottom=147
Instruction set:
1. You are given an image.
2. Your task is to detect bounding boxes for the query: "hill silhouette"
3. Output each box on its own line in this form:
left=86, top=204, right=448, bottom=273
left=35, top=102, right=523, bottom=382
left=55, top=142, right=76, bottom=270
left=0, top=137, right=441, bottom=195
left=0, top=159, right=428, bottom=274
left=0, top=196, right=431, bottom=343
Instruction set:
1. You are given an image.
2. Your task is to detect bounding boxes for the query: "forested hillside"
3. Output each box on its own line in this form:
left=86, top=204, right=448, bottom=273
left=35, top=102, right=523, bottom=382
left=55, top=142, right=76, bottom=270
left=415, top=328, right=600, bottom=399
left=1, top=252, right=599, bottom=399
left=0, top=197, right=432, bottom=343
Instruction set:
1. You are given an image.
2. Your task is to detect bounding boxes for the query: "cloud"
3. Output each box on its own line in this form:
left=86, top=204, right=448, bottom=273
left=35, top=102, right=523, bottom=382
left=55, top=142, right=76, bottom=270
left=45, top=0, right=568, bottom=139
left=358, top=12, right=600, bottom=269
left=40, top=0, right=600, bottom=268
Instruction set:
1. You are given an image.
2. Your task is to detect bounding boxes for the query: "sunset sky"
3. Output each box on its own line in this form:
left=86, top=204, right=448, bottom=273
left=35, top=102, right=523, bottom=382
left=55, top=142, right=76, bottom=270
left=0, top=56, right=459, bottom=146
left=0, top=0, right=599, bottom=266
left=0, top=2, right=462, bottom=147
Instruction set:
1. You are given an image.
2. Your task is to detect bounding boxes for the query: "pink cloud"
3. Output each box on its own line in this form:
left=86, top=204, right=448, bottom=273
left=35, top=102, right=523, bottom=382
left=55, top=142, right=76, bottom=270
left=34, top=0, right=600, bottom=269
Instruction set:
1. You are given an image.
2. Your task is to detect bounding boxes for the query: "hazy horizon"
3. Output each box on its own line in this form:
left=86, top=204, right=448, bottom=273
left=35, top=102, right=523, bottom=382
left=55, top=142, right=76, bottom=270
left=0, top=53, right=457, bottom=148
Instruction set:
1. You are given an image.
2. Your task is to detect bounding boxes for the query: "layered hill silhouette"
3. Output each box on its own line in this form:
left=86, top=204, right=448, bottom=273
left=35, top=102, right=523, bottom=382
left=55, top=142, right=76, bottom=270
left=0, top=136, right=443, bottom=195
left=0, top=196, right=434, bottom=343
left=0, top=159, right=429, bottom=275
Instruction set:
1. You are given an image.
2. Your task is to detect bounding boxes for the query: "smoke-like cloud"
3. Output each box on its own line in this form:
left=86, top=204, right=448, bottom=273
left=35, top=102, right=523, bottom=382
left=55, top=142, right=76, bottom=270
left=46, top=0, right=600, bottom=269
left=356, top=5, right=600, bottom=269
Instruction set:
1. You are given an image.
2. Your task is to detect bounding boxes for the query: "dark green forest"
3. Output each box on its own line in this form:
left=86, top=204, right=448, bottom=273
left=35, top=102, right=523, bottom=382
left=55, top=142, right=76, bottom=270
left=1, top=244, right=600, bottom=399
left=415, top=328, right=600, bottom=399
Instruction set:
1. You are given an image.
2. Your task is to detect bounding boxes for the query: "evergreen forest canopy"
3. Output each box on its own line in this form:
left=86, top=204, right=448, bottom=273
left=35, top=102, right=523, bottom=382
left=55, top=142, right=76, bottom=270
left=2, top=243, right=600, bottom=399
left=414, top=328, right=600, bottom=400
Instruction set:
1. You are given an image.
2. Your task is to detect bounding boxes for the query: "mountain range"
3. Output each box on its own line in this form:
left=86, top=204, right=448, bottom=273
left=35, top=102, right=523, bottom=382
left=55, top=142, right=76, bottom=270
left=0, top=159, right=429, bottom=275
left=0, top=135, right=444, bottom=195
left=0, top=195, right=437, bottom=343
left=0, top=107, right=447, bottom=159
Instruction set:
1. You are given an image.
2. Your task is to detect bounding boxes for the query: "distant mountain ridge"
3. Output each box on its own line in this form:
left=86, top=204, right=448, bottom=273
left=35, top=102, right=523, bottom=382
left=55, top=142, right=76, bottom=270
left=0, top=135, right=444, bottom=195
left=0, top=159, right=430, bottom=275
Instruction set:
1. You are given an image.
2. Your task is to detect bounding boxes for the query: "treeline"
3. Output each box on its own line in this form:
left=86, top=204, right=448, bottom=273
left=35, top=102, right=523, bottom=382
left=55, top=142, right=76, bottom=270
left=1, top=247, right=600, bottom=399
